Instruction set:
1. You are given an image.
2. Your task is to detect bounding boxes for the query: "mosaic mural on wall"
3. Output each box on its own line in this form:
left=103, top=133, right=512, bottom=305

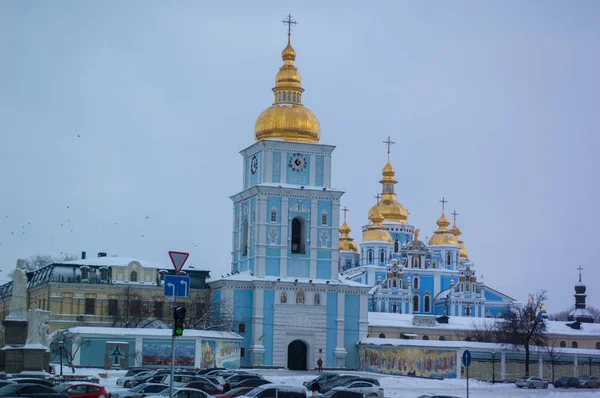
left=201, top=340, right=241, bottom=369
left=142, top=340, right=195, bottom=366
left=359, top=345, right=458, bottom=379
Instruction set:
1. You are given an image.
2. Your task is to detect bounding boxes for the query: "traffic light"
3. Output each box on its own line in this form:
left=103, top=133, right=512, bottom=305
left=173, top=306, right=186, bottom=337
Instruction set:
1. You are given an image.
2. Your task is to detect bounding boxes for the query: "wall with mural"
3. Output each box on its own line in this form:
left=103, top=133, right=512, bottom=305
left=359, top=345, right=457, bottom=379
left=201, top=339, right=241, bottom=369
left=142, top=339, right=195, bottom=367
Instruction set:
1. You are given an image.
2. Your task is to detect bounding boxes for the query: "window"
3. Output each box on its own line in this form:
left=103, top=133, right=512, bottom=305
left=291, top=217, right=305, bottom=254
left=270, top=209, right=277, bottom=223
left=413, top=277, right=419, bottom=289
left=559, top=341, right=566, bottom=348
left=596, top=342, right=600, bottom=350
left=412, top=256, right=420, bottom=268
left=130, top=271, right=138, bottom=282
left=100, top=268, right=109, bottom=282
left=394, top=239, right=399, bottom=253
left=314, top=294, right=321, bottom=305
left=153, top=301, right=163, bottom=319
left=81, top=267, right=89, bottom=281
left=447, top=253, right=451, bottom=265
left=239, top=323, right=246, bottom=333
left=413, top=295, right=419, bottom=312
left=439, top=336, right=446, bottom=341
left=392, top=301, right=397, bottom=313
left=296, top=291, right=305, bottom=304
left=423, top=335, right=429, bottom=340
left=242, top=220, right=249, bottom=256
left=572, top=341, right=578, bottom=348
left=108, top=299, right=118, bottom=316
left=379, top=333, right=385, bottom=338
left=424, top=295, right=431, bottom=313
left=240, top=347, right=245, bottom=358
left=84, top=298, right=95, bottom=315
left=281, top=292, right=287, bottom=304
left=131, top=300, right=141, bottom=316
left=321, top=211, right=328, bottom=226
left=379, top=249, right=385, bottom=263
left=367, top=249, right=373, bottom=264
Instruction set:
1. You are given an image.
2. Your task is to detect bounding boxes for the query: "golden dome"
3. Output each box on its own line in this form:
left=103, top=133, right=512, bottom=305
left=363, top=206, right=393, bottom=243
left=450, top=212, right=469, bottom=259
left=339, top=219, right=358, bottom=253
left=368, top=156, right=408, bottom=224
left=428, top=211, right=458, bottom=246
left=254, top=36, right=320, bottom=143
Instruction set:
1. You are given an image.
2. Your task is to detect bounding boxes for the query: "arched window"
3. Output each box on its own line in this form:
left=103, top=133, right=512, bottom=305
left=379, top=333, right=385, bottom=338
left=130, top=271, right=138, bottom=282
left=413, top=295, right=419, bottom=312
left=423, top=335, right=429, bottom=340
left=283, top=92, right=287, bottom=101
left=439, top=336, right=446, bottom=341
left=424, top=295, right=431, bottom=313
left=392, top=301, right=398, bottom=313
left=446, top=253, right=451, bottom=265
left=291, top=217, right=305, bottom=254
left=367, top=249, right=373, bottom=264
left=242, top=220, right=249, bottom=256
left=321, top=211, right=328, bottom=226
left=380, top=249, right=385, bottom=263
left=314, top=294, right=321, bottom=305
left=394, top=239, right=399, bottom=253
left=270, top=208, right=277, bottom=223
left=572, top=341, right=578, bottom=348
left=560, top=341, right=566, bottom=348
left=413, top=277, right=419, bottom=289
left=432, top=260, right=437, bottom=268
left=596, top=342, right=600, bottom=350
left=296, top=291, right=304, bottom=304
left=281, top=293, right=287, bottom=304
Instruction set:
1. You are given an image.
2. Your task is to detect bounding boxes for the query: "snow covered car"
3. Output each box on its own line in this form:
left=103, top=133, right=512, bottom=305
left=515, top=376, right=548, bottom=389
left=330, top=381, right=383, bottom=398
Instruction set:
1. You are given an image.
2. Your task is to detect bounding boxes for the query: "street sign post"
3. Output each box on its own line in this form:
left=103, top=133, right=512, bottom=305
left=462, top=350, right=471, bottom=398
left=164, top=276, right=190, bottom=298
left=168, top=251, right=189, bottom=274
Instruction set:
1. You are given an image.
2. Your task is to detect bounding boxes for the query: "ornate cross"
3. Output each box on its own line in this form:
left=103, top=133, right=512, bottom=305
left=451, top=210, right=458, bottom=224
left=577, top=265, right=583, bottom=282
left=282, top=14, right=298, bottom=36
left=439, top=197, right=447, bottom=212
left=383, top=136, right=395, bottom=156
left=342, top=206, right=350, bottom=221
left=374, top=193, right=382, bottom=204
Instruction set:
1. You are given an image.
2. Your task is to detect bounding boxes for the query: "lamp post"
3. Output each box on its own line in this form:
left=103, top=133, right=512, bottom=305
left=58, top=340, right=64, bottom=377
left=491, top=350, right=496, bottom=383
left=589, top=356, right=593, bottom=376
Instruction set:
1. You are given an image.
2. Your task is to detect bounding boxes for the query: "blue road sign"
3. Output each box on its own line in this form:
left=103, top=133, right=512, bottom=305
left=164, top=276, right=191, bottom=298
left=462, top=350, right=472, bottom=367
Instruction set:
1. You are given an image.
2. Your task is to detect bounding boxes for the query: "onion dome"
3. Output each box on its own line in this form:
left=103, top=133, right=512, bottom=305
left=428, top=210, right=458, bottom=246
left=368, top=144, right=408, bottom=223
left=450, top=211, right=469, bottom=259
left=363, top=205, right=393, bottom=243
left=339, top=211, right=358, bottom=253
left=254, top=35, right=320, bottom=143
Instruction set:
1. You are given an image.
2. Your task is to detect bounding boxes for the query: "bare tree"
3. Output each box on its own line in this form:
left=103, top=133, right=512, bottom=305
left=497, top=290, right=548, bottom=376
left=544, top=341, right=566, bottom=384
left=549, top=306, right=600, bottom=323
left=111, top=286, right=154, bottom=328
left=456, top=318, right=500, bottom=343
left=51, top=329, right=90, bottom=374
left=183, top=293, right=234, bottom=331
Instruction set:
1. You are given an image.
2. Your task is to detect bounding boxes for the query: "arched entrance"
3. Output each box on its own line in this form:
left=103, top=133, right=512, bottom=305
left=287, top=340, right=308, bottom=370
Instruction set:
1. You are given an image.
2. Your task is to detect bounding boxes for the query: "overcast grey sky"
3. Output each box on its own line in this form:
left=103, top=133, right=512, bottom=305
left=0, top=1, right=598, bottom=312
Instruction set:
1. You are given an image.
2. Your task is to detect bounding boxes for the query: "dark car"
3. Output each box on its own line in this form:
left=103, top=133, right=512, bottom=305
left=212, top=387, right=254, bottom=398
left=125, top=369, right=151, bottom=378
left=320, top=376, right=380, bottom=393
left=319, top=389, right=363, bottom=398
left=132, top=371, right=172, bottom=387
left=0, top=383, right=15, bottom=389
left=223, top=374, right=263, bottom=386
left=303, top=374, right=340, bottom=390
left=231, top=379, right=271, bottom=389
left=0, top=383, right=68, bottom=398
left=554, top=377, right=580, bottom=388
left=184, top=381, right=222, bottom=396
left=8, top=379, right=56, bottom=388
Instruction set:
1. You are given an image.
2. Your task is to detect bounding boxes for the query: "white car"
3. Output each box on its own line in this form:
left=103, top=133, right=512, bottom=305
left=116, top=372, right=153, bottom=387
left=154, top=387, right=214, bottom=398
left=332, top=381, right=384, bottom=398
left=237, top=384, right=305, bottom=398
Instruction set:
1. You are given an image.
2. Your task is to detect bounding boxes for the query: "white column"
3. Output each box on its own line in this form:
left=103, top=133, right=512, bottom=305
left=281, top=197, right=289, bottom=277
left=334, top=289, right=347, bottom=367
left=574, top=355, right=578, bottom=377
left=500, top=352, right=506, bottom=381
left=331, top=201, right=341, bottom=278
left=264, top=149, right=272, bottom=184
left=456, top=350, right=462, bottom=380
left=538, top=352, right=543, bottom=379
left=255, top=197, right=267, bottom=277
left=324, top=154, right=332, bottom=188
left=250, top=288, right=265, bottom=366
left=310, top=199, right=318, bottom=278
left=309, top=154, right=316, bottom=186
left=358, top=294, right=369, bottom=339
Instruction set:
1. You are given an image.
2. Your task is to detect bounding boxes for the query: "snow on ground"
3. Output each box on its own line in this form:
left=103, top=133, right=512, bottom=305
left=68, top=367, right=600, bottom=398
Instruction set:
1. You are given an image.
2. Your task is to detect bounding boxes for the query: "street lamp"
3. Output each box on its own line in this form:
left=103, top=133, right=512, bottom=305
left=58, top=340, right=64, bottom=377
left=491, top=350, right=496, bottom=383
left=589, top=356, right=593, bottom=376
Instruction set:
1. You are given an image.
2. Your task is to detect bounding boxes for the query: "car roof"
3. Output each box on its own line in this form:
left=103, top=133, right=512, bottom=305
left=253, top=384, right=305, bottom=392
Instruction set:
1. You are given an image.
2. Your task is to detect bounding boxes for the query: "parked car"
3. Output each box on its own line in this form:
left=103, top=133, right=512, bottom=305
left=55, top=383, right=109, bottom=398
left=320, top=376, right=380, bottom=393
left=117, top=372, right=153, bottom=388
left=554, top=377, right=580, bottom=388
left=154, top=387, right=212, bottom=398
left=0, top=382, right=14, bottom=389
left=125, top=369, right=152, bottom=378
left=303, top=374, right=340, bottom=390
left=579, top=376, right=600, bottom=388
left=184, top=381, right=222, bottom=396
left=237, top=384, right=305, bottom=398
left=108, top=383, right=174, bottom=398
left=8, top=378, right=55, bottom=388
left=515, top=376, right=548, bottom=389
left=131, top=371, right=172, bottom=387
left=317, top=389, right=362, bottom=398
left=222, top=374, right=263, bottom=387
left=0, top=383, right=68, bottom=398
left=230, top=379, right=270, bottom=389
left=160, top=375, right=217, bottom=387
left=331, top=381, right=383, bottom=398
left=212, top=387, right=254, bottom=398
left=415, top=395, right=463, bottom=398
left=197, top=368, right=225, bottom=375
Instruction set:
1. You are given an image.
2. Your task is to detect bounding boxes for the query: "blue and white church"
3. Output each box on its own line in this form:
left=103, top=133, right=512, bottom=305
left=209, top=32, right=370, bottom=370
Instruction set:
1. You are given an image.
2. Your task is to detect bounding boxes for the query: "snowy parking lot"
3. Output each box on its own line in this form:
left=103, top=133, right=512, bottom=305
left=90, top=368, right=600, bottom=398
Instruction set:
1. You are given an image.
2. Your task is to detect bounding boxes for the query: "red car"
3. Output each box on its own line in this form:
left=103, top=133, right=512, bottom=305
left=213, top=387, right=255, bottom=398
left=55, top=383, right=109, bottom=398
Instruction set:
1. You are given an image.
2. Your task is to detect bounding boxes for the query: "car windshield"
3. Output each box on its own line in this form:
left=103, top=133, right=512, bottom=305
left=134, top=372, right=153, bottom=379
left=53, top=383, right=72, bottom=392
left=224, top=387, right=248, bottom=396
left=579, top=376, right=589, bottom=380
left=0, top=385, right=23, bottom=394
left=129, top=384, right=147, bottom=392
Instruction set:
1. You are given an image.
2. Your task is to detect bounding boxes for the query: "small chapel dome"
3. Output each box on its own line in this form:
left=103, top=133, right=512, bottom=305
left=450, top=212, right=469, bottom=259
left=363, top=206, right=393, bottom=243
left=428, top=211, right=458, bottom=246
left=368, top=159, right=408, bottom=224
left=255, top=36, right=320, bottom=143
left=339, top=219, right=358, bottom=253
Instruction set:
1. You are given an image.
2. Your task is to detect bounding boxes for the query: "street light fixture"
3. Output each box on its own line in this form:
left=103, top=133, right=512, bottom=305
left=58, top=340, right=64, bottom=377
left=589, top=356, right=593, bottom=376
left=491, top=350, right=496, bottom=383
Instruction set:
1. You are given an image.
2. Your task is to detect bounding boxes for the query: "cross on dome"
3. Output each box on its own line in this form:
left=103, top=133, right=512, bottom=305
left=383, top=136, right=395, bottom=159
left=281, top=14, right=298, bottom=36
left=342, top=206, right=350, bottom=221
left=374, top=193, right=382, bottom=205
left=439, top=197, right=447, bottom=212
left=451, top=210, right=458, bottom=224
left=577, top=265, right=584, bottom=282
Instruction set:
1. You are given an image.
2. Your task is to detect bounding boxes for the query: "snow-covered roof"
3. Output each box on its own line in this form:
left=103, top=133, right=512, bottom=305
left=63, top=326, right=243, bottom=340
left=210, top=270, right=368, bottom=287
left=369, top=312, right=600, bottom=337
left=59, top=257, right=200, bottom=272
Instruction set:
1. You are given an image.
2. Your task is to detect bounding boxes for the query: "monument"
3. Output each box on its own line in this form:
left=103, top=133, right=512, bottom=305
left=0, top=259, right=51, bottom=374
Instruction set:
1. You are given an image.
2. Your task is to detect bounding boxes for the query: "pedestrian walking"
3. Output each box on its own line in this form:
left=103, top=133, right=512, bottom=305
left=317, top=357, right=323, bottom=372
